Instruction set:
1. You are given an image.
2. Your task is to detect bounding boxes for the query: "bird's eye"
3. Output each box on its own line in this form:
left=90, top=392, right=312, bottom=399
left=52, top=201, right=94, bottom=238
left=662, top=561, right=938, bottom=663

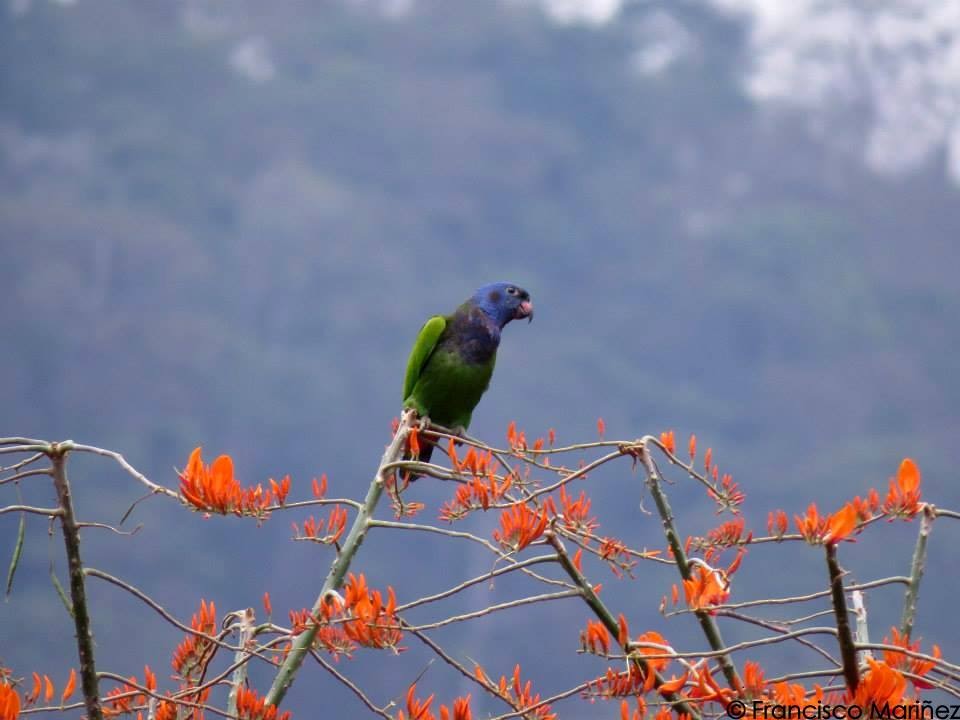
left=506, top=286, right=518, bottom=296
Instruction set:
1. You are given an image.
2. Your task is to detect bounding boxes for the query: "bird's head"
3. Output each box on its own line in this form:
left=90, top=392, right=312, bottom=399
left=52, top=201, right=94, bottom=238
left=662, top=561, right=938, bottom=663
left=471, top=282, right=534, bottom=329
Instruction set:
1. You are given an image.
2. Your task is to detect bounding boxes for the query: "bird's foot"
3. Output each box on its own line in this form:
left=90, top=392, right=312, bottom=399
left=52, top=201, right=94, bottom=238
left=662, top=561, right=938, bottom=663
left=418, top=415, right=432, bottom=432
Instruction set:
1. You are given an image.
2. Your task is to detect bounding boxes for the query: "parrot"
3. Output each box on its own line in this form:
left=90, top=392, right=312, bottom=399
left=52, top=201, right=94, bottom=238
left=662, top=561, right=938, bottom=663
left=402, top=282, right=534, bottom=473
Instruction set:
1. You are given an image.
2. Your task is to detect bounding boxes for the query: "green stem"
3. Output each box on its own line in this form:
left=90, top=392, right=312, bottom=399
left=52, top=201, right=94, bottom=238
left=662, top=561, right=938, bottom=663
left=264, top=413, right=414, bottom=707
left=639, top=442, right=742, bottom=691
left=825, top=542, right=859, bottom=692
left=51, top=442, right=104, bottom=720
left=900, top=504, right=935, bottom=639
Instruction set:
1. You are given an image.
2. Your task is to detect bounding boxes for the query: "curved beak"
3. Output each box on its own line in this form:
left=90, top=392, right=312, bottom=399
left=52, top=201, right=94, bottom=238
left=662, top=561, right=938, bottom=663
left=516, top=299, right=534, bottom=323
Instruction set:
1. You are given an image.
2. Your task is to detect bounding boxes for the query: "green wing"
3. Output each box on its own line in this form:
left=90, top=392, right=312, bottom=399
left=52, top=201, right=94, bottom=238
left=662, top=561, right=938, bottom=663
left=402, top=315, right=446, bottom=402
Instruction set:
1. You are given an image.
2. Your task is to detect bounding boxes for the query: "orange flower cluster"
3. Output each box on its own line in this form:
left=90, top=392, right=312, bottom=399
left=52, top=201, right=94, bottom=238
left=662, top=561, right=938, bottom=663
left=395, top=684, right=472, bottom=720
left=708, top=472, right=745, bottom=512
left=492, top=502, right=549, bottom=552
left=766, top=510, right=789, bottom=538
left=179, top=448, right=290, bottom=518
left=102, top=667, right=156, bottom=717
left=589, top=666, right=653, bottom=699
left=506, top=421, right=528, bottom=452
left=687, top=663, right=735, bottom=707
left=0, top=684, right=18, bottom=720
left=580, top=619, right=611, bottom=656
left=172, top=599, right=217, bottom=682
left=794, top=502, right=859, bottom=546
left=545, top=486, right=599, bottom=534
left=438, top=468, right=513, bottom=521
left=234, top=687, right=291, bottom=720
left=291, top=505, right=348, bottom=545
left=884, top=458, right=922, bottom=518
left=287, top=607, right=354, bottom=660
left=447, top=441, right=494, bottom=476
left=850, top=659, right=908, bottom=708
left=9, top=669, right=76, bottom=712
left=286, top=574, right=403, bottom=658
left=741, top=661, right=767, bottom=698
left=597, top=537, right=640, bottom=578
left=883, top=627, right=941, bottom=690
left=342, top=573, right=403, bottom=652
left=311, top=474, right=328, bottom=498
left=474, top=664, right=555, bottom=720
left=683, top=564, right=730, bottom=611
left=586, top=629, right=688, bottom=702
left=659, top=430, right=676, bottom=455
left=689, top=518, right=751, bottom=562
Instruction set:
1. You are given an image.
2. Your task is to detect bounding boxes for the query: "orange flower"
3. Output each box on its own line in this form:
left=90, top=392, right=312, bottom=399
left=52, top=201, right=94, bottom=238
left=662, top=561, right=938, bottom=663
left=850, top=659, right=907, bottom=708
left=882, top=627, right=941, bottom=690
left=311, top=474, right=328, bottom=499
left=548, top=428, right=556, bottom=446
left=269, top=475, right=291, bottom=505
left=742, top=660, right=767, bottom=698
left=0, top=683, right=20, bottom=720
left=657, top=670, right=690, bottom=696
left=689, top=662, right=736, bottom=707
left=342, top=573, right=404, bottom=652
left=263, top=592, right=273, bottom=617
left=235, top=686, right=291, bottom=720
left=478, top=665, right=555, bottom=720
left=794, top=502, right=859, bottom=545
left=553, top=486, right=599, bottom=534
left=597, top=418, right=606, bottom=439
left=634, top=630, right=672, bottom=675
left=439, top=466, right=511, bottom=520
left=659, top=430, right=676, bottom=455
left=708, top=473, right=745, bottom=511
left=683, top=564, right=729, bottom=611
left=688, top=434, right=697, bottom=460
left=408, top=427, right=421, bottom=458
left=580, top=619, right=611, bottom=656
left=439, top=695, right=472, bottom=720
left=492, top=503, right=549, bottom=552
left=705, top=518, right=748, bottom=549
left=506, top=421, right=528, bottom=451
left=766, top=510, right=788, bottom=538
left=179, top=447, right=276, bottom=518
left=704, top=447, right=713, bottom=472
left=588, top=666, right=648, bottom=699
left=172, top=599, right=217, bottom=682
left=61, top=669, right=76, bottom=703
left=884, top=458, right=922, bottom=518
left=293, top=505, right=348, bottom=545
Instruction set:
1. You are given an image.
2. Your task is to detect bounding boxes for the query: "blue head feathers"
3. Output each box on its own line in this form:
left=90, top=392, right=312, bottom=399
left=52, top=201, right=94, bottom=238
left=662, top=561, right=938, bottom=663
left=470, top=282, right=534, bottom=329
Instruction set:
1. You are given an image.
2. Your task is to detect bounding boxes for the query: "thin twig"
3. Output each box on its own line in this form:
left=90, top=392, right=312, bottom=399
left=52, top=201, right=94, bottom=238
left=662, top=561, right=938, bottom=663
left=310, top=650, right=393, bottom=718
left=0, top=504, right=62, bottom=516
left=69, top=443, right=178, bottom=499
left=0, top=468, right=52, bottom=485
left=396, top=554, right=559, bottom=612
left=718, top=611, right=840, bottom=667
left=403, top=590, right=579, bottom=631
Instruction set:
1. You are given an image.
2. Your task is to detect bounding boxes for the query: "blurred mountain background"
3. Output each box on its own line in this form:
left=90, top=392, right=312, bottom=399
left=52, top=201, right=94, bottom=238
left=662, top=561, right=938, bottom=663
left=2, top=0, right=959, bottom=716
